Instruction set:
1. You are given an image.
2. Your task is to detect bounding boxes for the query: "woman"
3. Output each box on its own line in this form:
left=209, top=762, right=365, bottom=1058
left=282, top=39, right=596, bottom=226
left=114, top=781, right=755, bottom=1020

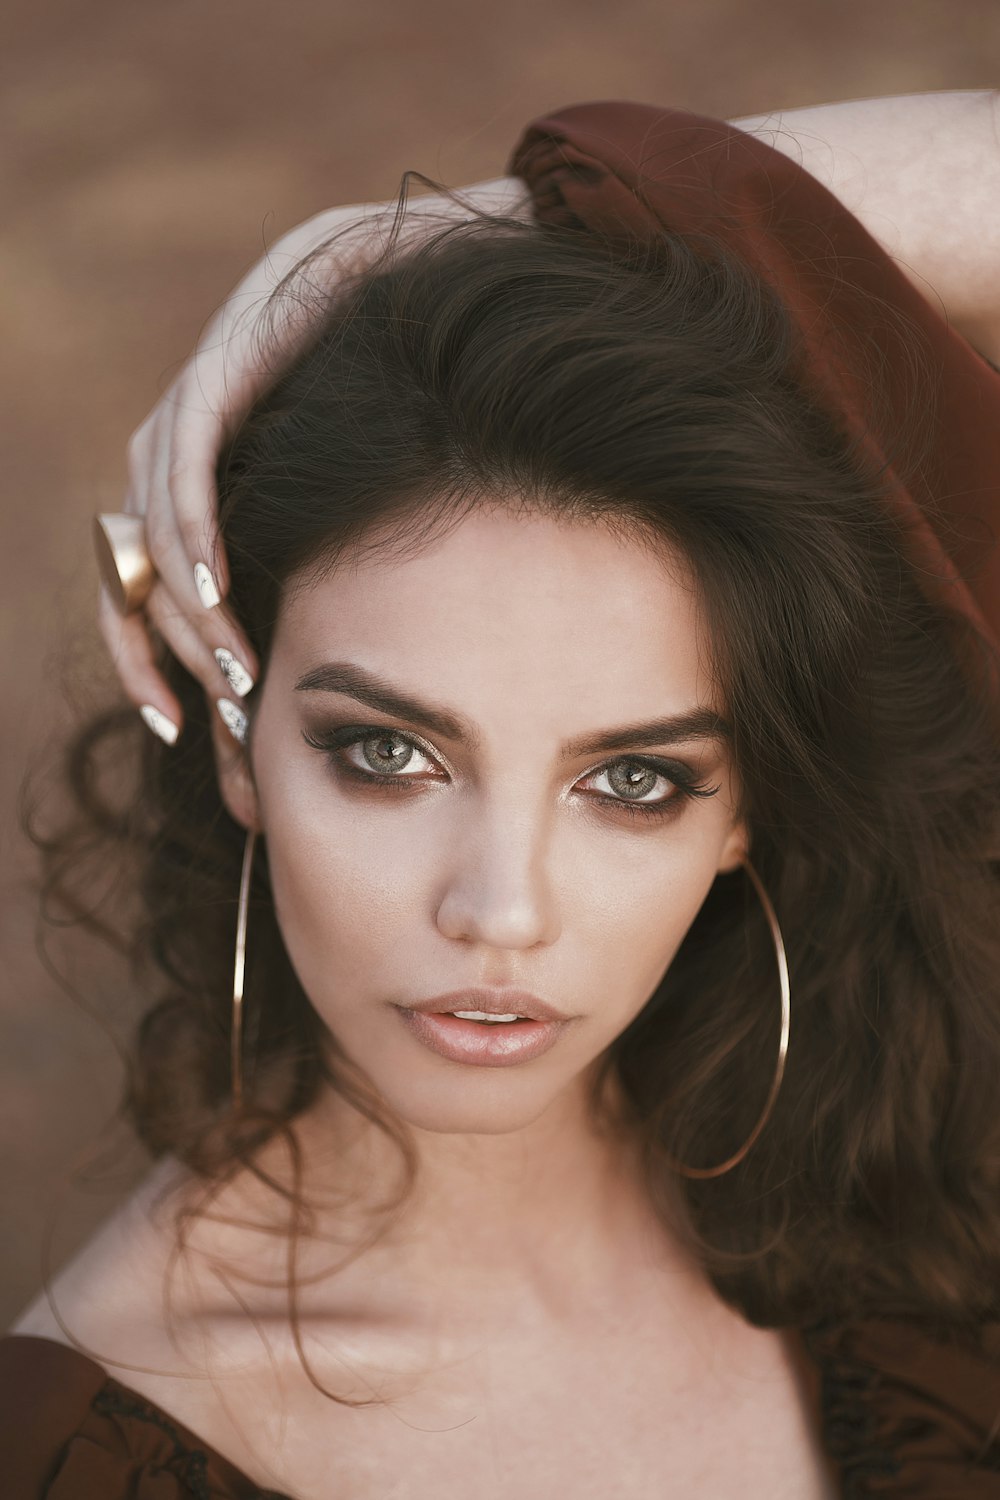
left=3, top=92, right=1000, bottom=1498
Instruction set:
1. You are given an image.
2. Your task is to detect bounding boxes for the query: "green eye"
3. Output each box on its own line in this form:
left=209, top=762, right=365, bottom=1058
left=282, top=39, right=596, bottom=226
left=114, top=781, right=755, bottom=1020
left=303, top=724, right=720, bottom=821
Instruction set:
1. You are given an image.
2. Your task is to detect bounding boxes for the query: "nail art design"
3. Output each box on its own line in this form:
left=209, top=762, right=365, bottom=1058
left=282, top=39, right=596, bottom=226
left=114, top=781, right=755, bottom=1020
left=140, top=704, right=180, bottom=745
left=217, top=697, right=249, bottom=744
left=214, top=648, right=255, bottom=698
left=194, top=562, right=221, bottom=609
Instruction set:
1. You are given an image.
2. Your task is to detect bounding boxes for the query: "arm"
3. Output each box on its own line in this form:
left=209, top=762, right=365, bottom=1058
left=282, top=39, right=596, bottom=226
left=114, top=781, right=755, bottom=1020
left=729, top=90, right=1000, bottom=364
left=110, top=92, right=1000, bottom=739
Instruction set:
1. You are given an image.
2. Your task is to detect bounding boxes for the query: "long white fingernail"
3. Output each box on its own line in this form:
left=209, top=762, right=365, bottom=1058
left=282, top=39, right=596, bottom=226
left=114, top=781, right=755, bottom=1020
left=214, top=648, right=255, bottom=698
left=194, top=562, right=221, bottom=609
left=217, top=697, right=248, bottom=744
left=140, top=704, right=180, bottom=745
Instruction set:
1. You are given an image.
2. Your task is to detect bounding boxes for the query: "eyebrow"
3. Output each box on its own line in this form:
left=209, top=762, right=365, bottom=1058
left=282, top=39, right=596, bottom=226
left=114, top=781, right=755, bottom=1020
left=295, top=661, right=731, bottom=758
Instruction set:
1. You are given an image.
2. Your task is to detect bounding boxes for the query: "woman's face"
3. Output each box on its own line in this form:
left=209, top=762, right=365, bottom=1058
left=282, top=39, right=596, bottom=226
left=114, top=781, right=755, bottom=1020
left=237, top=505, right=747, bottom=1135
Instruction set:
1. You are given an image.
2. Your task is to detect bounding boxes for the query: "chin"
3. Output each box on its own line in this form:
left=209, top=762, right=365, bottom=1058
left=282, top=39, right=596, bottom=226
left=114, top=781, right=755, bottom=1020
left=361, top=1063, right=573, bottom=1137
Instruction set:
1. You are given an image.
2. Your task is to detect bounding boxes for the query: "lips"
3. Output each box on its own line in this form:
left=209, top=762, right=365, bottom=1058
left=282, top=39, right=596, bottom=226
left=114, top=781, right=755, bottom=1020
left=402, top=988, right=569, bottom=1023
left=395, top=1007, right=568, bottom=1067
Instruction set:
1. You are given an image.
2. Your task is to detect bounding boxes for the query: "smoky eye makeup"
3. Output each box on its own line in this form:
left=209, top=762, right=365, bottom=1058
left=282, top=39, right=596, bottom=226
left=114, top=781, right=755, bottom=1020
left=300, top=719, right=722, bottom=824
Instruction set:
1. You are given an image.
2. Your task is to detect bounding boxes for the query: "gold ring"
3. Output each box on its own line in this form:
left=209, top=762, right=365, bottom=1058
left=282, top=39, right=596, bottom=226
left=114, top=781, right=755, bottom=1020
left=93, top=512, right=156, bottom=614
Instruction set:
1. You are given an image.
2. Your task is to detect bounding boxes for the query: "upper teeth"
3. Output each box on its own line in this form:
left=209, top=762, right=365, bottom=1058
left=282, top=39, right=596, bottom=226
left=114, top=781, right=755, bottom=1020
left=450, top=1010, right=524, bottom=1023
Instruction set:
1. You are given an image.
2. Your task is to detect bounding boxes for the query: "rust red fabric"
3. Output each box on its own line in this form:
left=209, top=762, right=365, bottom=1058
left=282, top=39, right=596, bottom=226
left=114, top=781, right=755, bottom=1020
left=507, top=100, right=1000, bottom=659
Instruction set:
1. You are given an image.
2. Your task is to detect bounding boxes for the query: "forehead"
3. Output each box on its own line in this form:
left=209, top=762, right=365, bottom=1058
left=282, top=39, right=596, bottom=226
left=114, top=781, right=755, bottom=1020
left=275, top=506, right=720, bottom=721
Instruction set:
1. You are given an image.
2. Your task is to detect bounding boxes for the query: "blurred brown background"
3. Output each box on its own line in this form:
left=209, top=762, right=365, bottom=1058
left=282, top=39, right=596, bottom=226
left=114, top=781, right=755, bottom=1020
left=3, top=0, right=999, bottom=1326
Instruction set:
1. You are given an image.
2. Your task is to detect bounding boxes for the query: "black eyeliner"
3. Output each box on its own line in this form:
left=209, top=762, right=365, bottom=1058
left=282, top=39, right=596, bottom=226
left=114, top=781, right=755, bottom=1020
left=301, top=721, right=720, bottom=820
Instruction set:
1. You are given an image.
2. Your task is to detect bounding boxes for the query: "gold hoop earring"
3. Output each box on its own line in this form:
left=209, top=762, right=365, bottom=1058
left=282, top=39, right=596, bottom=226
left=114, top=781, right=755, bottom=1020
left=665, top=858, right=790, bottom=1180
left=231, top=828, right=257, bottom=1110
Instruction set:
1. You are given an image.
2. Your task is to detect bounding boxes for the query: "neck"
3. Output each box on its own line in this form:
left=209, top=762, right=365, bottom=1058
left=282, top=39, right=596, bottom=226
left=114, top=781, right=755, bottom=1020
left=268, top=1066, right=693, bottom=1325
left=161, top=1068, right=703, bottom=1340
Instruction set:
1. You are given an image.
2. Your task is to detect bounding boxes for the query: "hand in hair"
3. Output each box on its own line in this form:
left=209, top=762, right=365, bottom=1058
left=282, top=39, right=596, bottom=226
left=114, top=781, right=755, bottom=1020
left=104, top=88, right=1000, bottom=738
left=100, top=176, right=533, bottom=743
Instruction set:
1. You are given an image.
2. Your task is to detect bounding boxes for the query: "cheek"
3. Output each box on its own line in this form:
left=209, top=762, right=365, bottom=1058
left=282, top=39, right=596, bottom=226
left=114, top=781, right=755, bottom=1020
left=248, top=707, right=401, bottom=999
left=580, top=833, right=725, bottom=1012
left=261, top=774, right=428, bottom=1000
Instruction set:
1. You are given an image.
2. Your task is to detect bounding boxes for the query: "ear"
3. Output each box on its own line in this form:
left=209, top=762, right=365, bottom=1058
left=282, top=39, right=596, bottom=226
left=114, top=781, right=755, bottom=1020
left=209, top=703, right=262, bottom=833
left=717, top=816, right=749, bottom=876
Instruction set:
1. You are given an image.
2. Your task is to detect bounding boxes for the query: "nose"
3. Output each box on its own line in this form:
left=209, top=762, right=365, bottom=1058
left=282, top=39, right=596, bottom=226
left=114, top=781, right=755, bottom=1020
left=434, top=798, right=561, bottom=950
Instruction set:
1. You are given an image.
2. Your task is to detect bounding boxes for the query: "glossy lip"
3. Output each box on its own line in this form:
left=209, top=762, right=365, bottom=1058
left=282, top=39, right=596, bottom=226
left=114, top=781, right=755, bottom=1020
left=401, top=987, right=570, bottom=1022
left=395, top=1008, right=568, bottom=1067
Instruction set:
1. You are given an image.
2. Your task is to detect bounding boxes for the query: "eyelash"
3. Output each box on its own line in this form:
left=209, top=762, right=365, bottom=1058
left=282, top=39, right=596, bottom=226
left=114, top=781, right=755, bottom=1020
left=301, top=724, right=720, bottom=823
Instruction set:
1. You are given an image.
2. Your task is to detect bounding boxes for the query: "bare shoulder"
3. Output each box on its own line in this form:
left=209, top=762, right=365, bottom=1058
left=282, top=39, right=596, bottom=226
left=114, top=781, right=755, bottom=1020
left=7, top=1156, right=201, bottom=1359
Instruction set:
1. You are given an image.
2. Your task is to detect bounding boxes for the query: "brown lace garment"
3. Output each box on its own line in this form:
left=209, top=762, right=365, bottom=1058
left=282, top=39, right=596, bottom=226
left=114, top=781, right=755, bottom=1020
left=0, top=1335, right=290, bottom=1499
left=2, top=1326, right=1000, bottom=1495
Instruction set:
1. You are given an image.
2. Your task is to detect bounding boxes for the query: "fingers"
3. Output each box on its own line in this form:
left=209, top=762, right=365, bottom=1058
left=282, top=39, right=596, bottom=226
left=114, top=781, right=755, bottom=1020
left=140, top=312, right=270, bottom=608
left=99, top=576, right=257, bottom=750
left=128, top=400, right=231, bottom=606
left=106, top=211, right=328, bottom=731
left=143, top=487, right=259, bottom=686
left=147, top=393, right=233, bottom=599
left=143, top=580, right=230, bottom=691
left=123, top=404, right=260, bottom=699
left=98, top=584, right=183, bottom=743
left=144, top=577, right=254, bottom=705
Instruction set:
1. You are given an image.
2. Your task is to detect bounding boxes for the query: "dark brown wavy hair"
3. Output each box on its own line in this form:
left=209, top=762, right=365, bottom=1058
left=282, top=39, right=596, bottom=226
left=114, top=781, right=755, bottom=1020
left=30, top=181, right=1000, bottom=1400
